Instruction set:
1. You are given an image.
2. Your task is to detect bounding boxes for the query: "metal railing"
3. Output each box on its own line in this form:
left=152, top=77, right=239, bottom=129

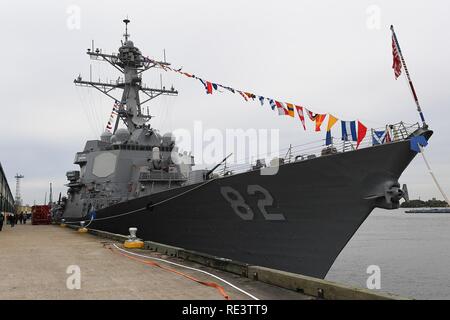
left=210, top=122, right=420, bottom=177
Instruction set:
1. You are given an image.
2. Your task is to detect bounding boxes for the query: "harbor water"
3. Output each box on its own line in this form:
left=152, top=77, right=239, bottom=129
left=326, top=208, right=450, bottom=299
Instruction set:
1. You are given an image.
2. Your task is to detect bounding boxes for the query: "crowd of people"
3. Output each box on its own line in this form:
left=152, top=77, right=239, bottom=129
left=0, top=211, right=29, bottom=231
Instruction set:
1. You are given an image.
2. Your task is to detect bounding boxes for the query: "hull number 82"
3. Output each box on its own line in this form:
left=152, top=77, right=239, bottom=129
left=220, top=185, right=285, bottom=221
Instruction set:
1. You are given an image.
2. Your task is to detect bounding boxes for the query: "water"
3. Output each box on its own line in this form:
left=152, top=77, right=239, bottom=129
left=326, top=208, right=450, bottom=299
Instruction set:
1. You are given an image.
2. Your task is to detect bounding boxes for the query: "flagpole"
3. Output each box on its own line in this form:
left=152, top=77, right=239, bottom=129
left=390, top=25, right=427, bottom=127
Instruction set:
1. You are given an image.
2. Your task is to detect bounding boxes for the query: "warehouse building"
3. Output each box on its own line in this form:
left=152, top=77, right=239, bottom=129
left=0, top=162, right=14, bottom=214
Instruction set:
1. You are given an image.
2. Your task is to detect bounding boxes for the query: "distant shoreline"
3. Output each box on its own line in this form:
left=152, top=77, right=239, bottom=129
left=401, top=199, right=448, bottom=208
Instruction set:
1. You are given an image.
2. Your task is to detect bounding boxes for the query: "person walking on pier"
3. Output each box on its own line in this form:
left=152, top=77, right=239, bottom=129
left=9, top=213, right=15, bottom=227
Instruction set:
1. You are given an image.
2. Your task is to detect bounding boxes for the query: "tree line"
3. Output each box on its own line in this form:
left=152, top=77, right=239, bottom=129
left=401, top=199, right=448, bottom=208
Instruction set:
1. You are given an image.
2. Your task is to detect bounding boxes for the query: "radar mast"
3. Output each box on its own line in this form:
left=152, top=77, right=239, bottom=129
left=74, top=19, right=178, bottom=134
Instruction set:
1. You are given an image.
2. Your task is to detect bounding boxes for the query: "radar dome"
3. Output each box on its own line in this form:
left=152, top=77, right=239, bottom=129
left=115, top=128, right=131, bottom=143
left=100, top=131, right=112, bottom=143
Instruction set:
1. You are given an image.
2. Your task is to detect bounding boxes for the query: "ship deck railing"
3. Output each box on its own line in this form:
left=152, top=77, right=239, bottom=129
left=211, top=121, right=420, bottom=177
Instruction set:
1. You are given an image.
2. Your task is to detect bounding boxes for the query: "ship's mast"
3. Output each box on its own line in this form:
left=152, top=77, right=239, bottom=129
left=74, top=19, right=178, bottom=134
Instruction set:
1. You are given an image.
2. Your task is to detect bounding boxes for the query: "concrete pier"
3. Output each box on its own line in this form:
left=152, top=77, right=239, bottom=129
left=0, top=224, right=309, bottom=300
left=0, top=224, right=406, bottom=300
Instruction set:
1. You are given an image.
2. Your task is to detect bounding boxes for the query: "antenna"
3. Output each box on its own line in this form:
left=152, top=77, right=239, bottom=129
left=123, top=17, right=130, bottom=41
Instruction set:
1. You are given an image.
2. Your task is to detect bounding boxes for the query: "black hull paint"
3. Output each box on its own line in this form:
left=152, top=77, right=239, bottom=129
left=70, top=139, right=423, bottom=278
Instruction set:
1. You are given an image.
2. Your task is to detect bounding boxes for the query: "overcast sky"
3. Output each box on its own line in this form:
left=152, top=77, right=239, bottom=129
left=0, top=0, right=449, bottom=205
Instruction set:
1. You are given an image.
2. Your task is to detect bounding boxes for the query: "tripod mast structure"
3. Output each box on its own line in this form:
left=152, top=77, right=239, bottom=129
left=74, top=18, right=178, bottom=134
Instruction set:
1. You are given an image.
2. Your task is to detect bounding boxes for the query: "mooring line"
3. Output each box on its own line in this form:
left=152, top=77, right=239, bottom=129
left=419, top=145, right=450, bottom=205
left=66, top=178, right=216, bottom=225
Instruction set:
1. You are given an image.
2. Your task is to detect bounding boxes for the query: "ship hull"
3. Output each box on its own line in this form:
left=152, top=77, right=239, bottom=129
left=68, top=138, right=424, bottom=278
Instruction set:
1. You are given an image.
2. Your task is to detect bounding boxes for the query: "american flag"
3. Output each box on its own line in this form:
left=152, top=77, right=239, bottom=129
left=392, top=35, right=402, bottom=79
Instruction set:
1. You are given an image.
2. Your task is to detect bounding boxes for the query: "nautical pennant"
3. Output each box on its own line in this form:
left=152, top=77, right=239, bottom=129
left=198, top=78, right=207, bottom=90
left=305, top=108, right=327, bottom=131
left=286, top=103, right=295, bottom=118
left=315, top=114, right=327, bottom=132
left=268, top=99, right=276, bottom=110
left=258, top=96, right=265, bottom=106
left=325, top=131, right=332, bottom=146
left=206, top=81, right=213, bottom=94
left=306, top=109, right=317, bottom=121
left=295, top=105, right=306, bottom=130
left=372, top=130, right=388, bottom=145
left=244, top=92, right=256, bottom=100
left=326, top=114, right=338, bottom=131
left=237, top=90, right=248, bottom=101
left=356, top=121, right=367, bottom=149
left=182, top=72, right=194, bottom=78
left=305, top=109, right=326, bottom=131
left=218, top=84, right=235, bottom=94
left=385, top=127, right=392, bottom=143
left=198, top=78, right=214, bottom=94
left=341, top=120, right=357, bottom=141
left=325, top=114, right=338, bottom=145
left=275, top=101, right=290, bottom=116
left=105, top=102, right=120, bottom=133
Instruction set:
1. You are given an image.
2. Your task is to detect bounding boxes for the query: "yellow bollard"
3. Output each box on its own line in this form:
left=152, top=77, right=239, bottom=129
left=78, top=221, right=88, bottom=233
left=124, top=240, right=144, bottom=249
left=124, top=227, right=144, bottom=249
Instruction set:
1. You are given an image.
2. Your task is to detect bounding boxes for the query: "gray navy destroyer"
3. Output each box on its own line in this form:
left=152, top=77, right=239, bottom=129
left=61, top=20, right=433, bottom=279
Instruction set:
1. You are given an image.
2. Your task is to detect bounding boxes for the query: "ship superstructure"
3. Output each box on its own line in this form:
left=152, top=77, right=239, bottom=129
left=65, top=19, right=201, bottom=217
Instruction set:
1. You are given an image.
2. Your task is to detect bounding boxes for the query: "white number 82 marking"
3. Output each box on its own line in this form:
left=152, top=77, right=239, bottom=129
left=220, top=185, right=285, bottom=221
